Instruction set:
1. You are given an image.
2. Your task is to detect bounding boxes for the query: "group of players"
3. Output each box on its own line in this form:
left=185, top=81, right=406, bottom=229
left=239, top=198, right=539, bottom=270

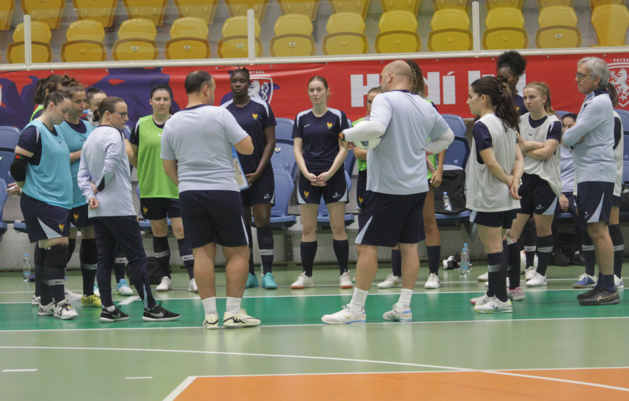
left=6, top=51, right=623, bottom=327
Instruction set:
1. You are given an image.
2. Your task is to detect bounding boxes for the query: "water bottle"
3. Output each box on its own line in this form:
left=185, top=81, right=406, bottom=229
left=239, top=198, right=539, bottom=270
left=460, top=244, right=470, bottom=276
left=443, top=192, right=453, bottom=212
left=23, top=254, right=31, bottom=281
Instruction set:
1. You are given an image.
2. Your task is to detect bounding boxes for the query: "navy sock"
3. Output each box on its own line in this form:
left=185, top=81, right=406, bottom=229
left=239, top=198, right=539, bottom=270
left=601, top=274, right=616, bottom=293
left=153, top=236, right=171, bottom=278
left=522, top=220, right=537, bottom=267
left=609, top=224, right=624, bottom=278
left=508, top=242, right=521, bottom=289
left=257, top=225, right=274, bottom=275
left=582, top=231, right=596, bottom=277
left=391, top=249, right=402, bottom=277
left=535, top=235, right=554, bottom=277
left=44, top=245, right=68, bottom=304
left=34, top=244, right=42, bottom=298
left=114, top=252, right=126, bottom=283
left=427, top=245, right=440, bottom=275
left=487, top=251, right=507, bottom=302
left=177, top=238, right=194, bottom=279
left=36, top=247, right=52, bottom=304
left=333, top=239, right=349, bottom=275
left=80, top=239, right=98, bottom=296
left=67, top=238, right=76, bottom=264
left=300, top=241, right=317, bottom=277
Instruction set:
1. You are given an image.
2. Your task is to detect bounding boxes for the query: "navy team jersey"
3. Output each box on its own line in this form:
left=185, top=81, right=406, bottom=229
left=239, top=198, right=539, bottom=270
left=514, top=94, right=526, bottom=116
left=292, top=108, right=350, bottom=172
left=222, top=97, right=276, bottom=174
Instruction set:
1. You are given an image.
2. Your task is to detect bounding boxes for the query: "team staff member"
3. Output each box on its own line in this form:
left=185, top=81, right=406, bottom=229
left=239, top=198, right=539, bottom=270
left=291, top=76, right=352, bottom=290
left=468, top=77, right=523, bottom=313
left=128, top=85, right=197, bottom=293
left=222, top=67, right=278, bottom=290
left=78, top=97, right=180, bottom=322
left=161, top=71, right=260, bottom=329
left=322, top=60, right=454, bottom=324
left=8, top=90, right=79, bottom=320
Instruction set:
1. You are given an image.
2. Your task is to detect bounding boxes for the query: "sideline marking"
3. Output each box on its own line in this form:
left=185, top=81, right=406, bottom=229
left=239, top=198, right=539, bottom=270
left=125, top=376, right=152, bottom=380
left=118, top=296, right=140, bottom=306
left=2, top=369, right=37, bottom=372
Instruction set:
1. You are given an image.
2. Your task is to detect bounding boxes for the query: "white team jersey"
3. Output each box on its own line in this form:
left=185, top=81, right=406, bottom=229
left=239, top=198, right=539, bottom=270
left=519, top=113, right=562, bottom=196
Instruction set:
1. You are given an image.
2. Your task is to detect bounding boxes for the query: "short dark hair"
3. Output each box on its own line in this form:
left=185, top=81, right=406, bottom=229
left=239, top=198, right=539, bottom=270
left=497, top=51, right=527, bottom=77
left=184, top=71, right=213, bottom=94
left=232, top=67, right=250, bottom=81
left=561, top=113, right=577, bottom=121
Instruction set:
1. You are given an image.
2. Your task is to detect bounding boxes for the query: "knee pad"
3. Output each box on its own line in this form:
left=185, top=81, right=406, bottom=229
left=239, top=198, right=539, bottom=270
left=44, top=244, right=68, bottom=269
left=80, top=239, right=98, bottom=265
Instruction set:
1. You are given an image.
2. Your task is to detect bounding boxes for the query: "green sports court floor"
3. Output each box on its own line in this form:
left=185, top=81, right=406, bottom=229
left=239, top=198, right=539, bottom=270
left=0, top=262, right=627, bottom=400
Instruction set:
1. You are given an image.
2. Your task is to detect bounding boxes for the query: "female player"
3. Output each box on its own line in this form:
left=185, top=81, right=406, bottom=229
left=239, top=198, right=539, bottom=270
left=128, top=85, right=196, bottom=293
left=291, top=76, right=351, bottom=289
left=467, top=77, right=523, bottom=313
left=222, top=67, right=278, bottom=290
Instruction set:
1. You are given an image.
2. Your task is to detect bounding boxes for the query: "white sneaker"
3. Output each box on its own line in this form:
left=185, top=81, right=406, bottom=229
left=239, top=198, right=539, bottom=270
left=473, top=297, right=513, bottom=313
left=615, top=275, right=624, bottom=290
left=340, top=272, right=353, bottom=289
left=203, top=314, right=219, bottom=330
left=115, top=279, right=134, bottom=296
left=424, top=273, right=440, bottom=289
left=382, top=303, right=412, bottom=322
left=291, top=272, right=314, bottom=289
left=525, top=272, right=547, bottom=287
left=470, top=293, right=490, bottom=305
left=156, top=276, right=174, bottom=292
left=321, top=304, right=366, bottom=325
left=38, top=301, right=54, bottom=316
left=188, top=278, right=198, bottom=293
left=477, top=272, right=488, bottom=282
left=64, top=288, right=82, bottom=302
left=54, top=300, right=79, bottom=320
left=377, top=274, right=402, bottom=289
left=524, top=266, right=536, bottom=281
left=223, top=309, right=260, bottom=328
left=32, top=294, right=40, bottom=307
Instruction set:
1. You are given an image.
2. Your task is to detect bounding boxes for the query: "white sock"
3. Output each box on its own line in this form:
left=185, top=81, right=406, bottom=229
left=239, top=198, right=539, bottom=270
left=397, top=289, right=413, bottom=311
left=225, top=297, right=242, bottom=314
left=105, top=305, right=116, bottom=312
left=201, top=297, right=217, bottom=316
left=348, top=288, right=369, bottom=313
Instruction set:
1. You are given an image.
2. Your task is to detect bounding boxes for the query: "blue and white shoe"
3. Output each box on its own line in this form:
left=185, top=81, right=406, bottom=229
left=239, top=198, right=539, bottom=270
left=93, top=282, right=100, bottom=297
left=615, top=275, right=624, bottom=290
left=383, top=303, right=412, bottom=322
left=245, top=273, right=259, bottom=289
left=321, top=305, right=366, bottom=325
left=573, top=273, right=597, bottom=289
left=261, top=272, right=277, bottom=290
left=116, top=279, right=134, bottom=296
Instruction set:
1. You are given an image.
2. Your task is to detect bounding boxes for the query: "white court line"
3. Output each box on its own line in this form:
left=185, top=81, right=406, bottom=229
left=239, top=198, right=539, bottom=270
left=163, top=376, right=196, bottom=401
left=125, top=376, right=152, bottom=380
left=2, top=369, right=37, bottom=372
left=118, top=296, right=139, bottom=306
left=485, top=370, right=629, bottom=393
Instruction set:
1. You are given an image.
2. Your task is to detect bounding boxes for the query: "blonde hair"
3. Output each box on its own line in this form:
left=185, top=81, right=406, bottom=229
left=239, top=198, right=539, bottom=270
left=524, top=81, right=555, bottom=115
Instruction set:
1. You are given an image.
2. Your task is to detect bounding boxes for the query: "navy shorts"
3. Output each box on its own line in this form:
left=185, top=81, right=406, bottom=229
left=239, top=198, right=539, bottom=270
left=577, top=181, right=613, bottom=224
left=555, top=193, right=577, bottom=216
left=356, top=191, right=426, bottom=247
left=179, top=190, right=248, bottom=249
left=140, top=197, right=181, bottom=220
left=518, top=173, right=558, bottom=216
left=70, top=204, right=91, bottom=228
left=241, top=168, right=275, bottom=207
left=298, top=167, right=347, bottom=205
left=356, top=169, right=367, bottom=208
left=21, top=193, right=70, bottom=243
left=470, top=210, right=515, bottom=229
left=612, top=194, right=621, bottom=208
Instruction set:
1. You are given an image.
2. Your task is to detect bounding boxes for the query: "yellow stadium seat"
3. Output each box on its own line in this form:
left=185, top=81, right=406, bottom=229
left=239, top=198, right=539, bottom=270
left=0, top=0, right=15, bottom=31
left=113, top=39, right=158, bottom=60
left=174, top=0, right=218, bottom=24
left=73, top=0, right=117, bottom=28
left=225, top=0, right=269, bottom=23
left=589, top=0, right=624, bottom=12
left=591, top=4, right=629, bottom=46
left=166, top=38, right=210, bottom=59
left=431, top=8, right=469, bottom=30
left=538, top=5, right=577, bottom=27
left=486, top=0, right=522, bottom=10
left=66, top=19, right=105, bottom=42
left=432, top=0, right=470, bottom=11
left=221, top=16, right=261, bottom=37
left=123, top=0, right=168, bottom=26
left=483, top=7, right=528, bottom=49
left=13, top=21, right=52, bottom=43
left=535, top=26, right=581, bottom=48
left=7, top=41, right=53, bottom=63
left=428, top=9, right=472, bottom=51
left=380, top=0, right=421, bottom=15
left=375, top=10, right=420, bottom=53
left=330, top=1, right=370, bottom=19
left=485, top=7, right=525, bottom=29
left=537, top=0, right=573, bottom=10
left=118, top=18, right=157, bottom=41
left=218, top=16, right=263, bottom=58
left=322, top=12, right=368, bottom=55
left=277, top=0, right=320, bottom=21
left=270, top=14, right=315, bottom=56
left=170, top=17, right=209, bottom=39
left=61, top=40, right=106, bottom=62
left=21, top=0, right=65, bottom=30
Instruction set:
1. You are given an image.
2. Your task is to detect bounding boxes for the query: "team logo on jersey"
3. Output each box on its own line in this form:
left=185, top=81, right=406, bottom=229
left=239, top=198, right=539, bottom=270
left=609, top=62, right=629, bottom=107
left=252, top=113, right=258, bottom=121
left=327, top=122, right=333, bottom=130
left=58, top=224, right=64, bottom=231
left=73, top=213, right=79, bottom=221
left=142, top=206, right=148, bottom=214
left=304, top=190, right=309, bottom=199
left=358, top=197, right=363, bottom=204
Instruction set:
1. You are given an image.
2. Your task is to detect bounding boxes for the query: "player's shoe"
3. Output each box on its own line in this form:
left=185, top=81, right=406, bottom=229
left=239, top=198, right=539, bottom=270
left=573, top=273, right=597, bottom=289
left=54, top=300, right=79, bottom=320
left=477, top=272, right=488, bottom=282
left=470, top=293, right=490, bottom=305
left=203, top=314, right=219, bottom=330
left=188, top=278, right=198, bottom=293
left=100, top=307, right=130, bottom=323
left=32, top=294, right=41, bottom=307
left=473, top=297, right=513, bottom=313
left=382, top=303, right=412, bottom=322
left=81, top=294, right=102, bottom=308
left=156, top=277, right=174, bottom=292
left=116, top=279, right=134, bottom=295
left=261, top=273, right=278, bottom=290
left=508, top=287, right=525, bottom=301
left=223, top=309, right=260, bottom=328
left=38, top=301, right=54, bottom=316
left=424, top=273, right=440, bottom=289
left=245, top=273, right=259, bottom=289
left=291, top=272, right=314, bottom=289
left=377, top=274, right=402, bottom=289
left=340, top=272, right=353, bottom=289
left=525, top=272, right=547, bottom=287
left=142, top=303, right=180, bottom=321
left=64, top=288, right=82, bottom=302
left=321, top=305, right=366, bottom=325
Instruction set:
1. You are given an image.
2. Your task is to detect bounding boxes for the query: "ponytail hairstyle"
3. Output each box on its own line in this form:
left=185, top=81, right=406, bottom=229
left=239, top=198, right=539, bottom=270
left=471, top=76, right=520, bottom=131
left=42, top=89, right=70, bottom=109
left=606, top=82, right=619, bottom=108
left=33, top=74, right=61, bottom=104
left=524, top=81, right=555, bottom=115
left=405, top=59, right=425, bottom=97
left=65, top=83, right=86, bottom=98
left=95, top=96, right=125, bottom=123
left=57, top=74, right=78, bottom=90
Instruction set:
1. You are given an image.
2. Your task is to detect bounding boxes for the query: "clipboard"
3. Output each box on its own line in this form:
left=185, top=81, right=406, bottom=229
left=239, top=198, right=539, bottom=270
left=232, top=147, right=249, bottom=191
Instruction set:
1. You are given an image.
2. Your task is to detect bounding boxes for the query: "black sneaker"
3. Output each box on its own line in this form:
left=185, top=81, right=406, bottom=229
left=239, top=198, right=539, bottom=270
left=142, top=302, right=180, bottom=321
left=100, top=307, right=130, bottom=323
left=552, top=250, right=570, bottom=266
left=577, top=286, right=601, bottom=300
left=579, top=288, right=620, bottom=306
left=572, top=251, right=586, bottom=266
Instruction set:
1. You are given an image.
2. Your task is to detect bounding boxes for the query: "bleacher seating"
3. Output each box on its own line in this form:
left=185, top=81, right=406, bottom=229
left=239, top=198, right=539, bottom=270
left=442, top=114, right=467, bottom=138
left=218, top=16, right=263, bottom=58
left=432, top=0, right=471, bottom=11
left=536, top=5, right=581, bottom=48
left=174, top=0, right=219, bottom=24
left=330, top=0, right=370, bottom=19
left=270, top=14, right=316, bottom=57
left=428, top=8, right=472, bottom=52
left=486, top=0, right=523, bottom=9
left=589, top=0, right=624, bottom=11
left=482, top=6, right=528, bottom=50
left=270, top=170, right=297, bottom=230
left=20, top=0, right=65, bottom=30
left=73, top=0, right=117, bottom=28
left=380, top=0, right=421, bottom=15
left=123, top=0, right=168, bottom=26
left=271, top=140, right=298, bottom=179
left=7, top=26, right=53, bottom=64
left=443, top=136, right=470, bottom=169
left=61, top=19, right=107, bottom=62
left=375, top=10, right=420, bottom=53
left=275, top=118, right=295, bottom=142
left=591, top=4, right=629, bottom=46
left=0, top=179, right=8, bottom=237
left=0, top=151, right=15, bottom=184
left=166, top=17, right=210, bottom=60
left=277, top=0, right=320, bottom=21
left=113, top=18, right=158, bottom=61
left=323, top=12, right=368, bottom=55
left=0, top=126, right=20, bottom=151
left=225, top=0, right=269, bottom=23
left=0, top=0, right=15, bottom=31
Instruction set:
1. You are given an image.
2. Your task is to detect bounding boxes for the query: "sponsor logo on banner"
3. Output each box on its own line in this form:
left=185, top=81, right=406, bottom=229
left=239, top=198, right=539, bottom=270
left=609, top=61, right=629, bottom=107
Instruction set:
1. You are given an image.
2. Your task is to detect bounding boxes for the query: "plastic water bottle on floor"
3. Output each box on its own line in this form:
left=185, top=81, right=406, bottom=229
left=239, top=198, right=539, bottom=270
left=443, top=192, right=453, bottom=212
left=459, top=244, right=470, bottom=277
left=23, top=254, right=31, bottom=281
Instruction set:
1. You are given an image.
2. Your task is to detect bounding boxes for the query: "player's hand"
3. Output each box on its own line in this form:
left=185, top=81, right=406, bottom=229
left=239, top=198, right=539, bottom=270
left=314, top=171, right=331, bottom=186
left=90, top=181, right=99, bottom=195
left=559, top=194, right=569, bottom=212
left=426, top=156, right=436, bottom=174
left=305, top=172, right=319, bottom=184
left=430, top=169, right=442, bottom=188
left=88, top=196, right=99, bottom=209
left=510, top=182, right=521, bottom=200
left=245, top=172, right=261, bottom=185
left=7, top=183, right=21, bottom=197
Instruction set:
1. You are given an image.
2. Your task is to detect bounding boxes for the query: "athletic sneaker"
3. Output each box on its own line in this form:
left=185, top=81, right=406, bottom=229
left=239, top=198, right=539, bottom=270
left=340, top=272, right=353, bottom=289
left=156, top=276, right=174, bottom=292
left=614, top=275, right=624, bottom=290
left=470, top=293, right=490, bottom=305
left=32, top=294, right=40, bottom=307
left=188, top=278, right=198, bottom=293
left=577, top=287, right=599, bottom=301
left=477, top=272, right=488, bottom=282
left=573, top=273, right=597, bottom=289
left=579, top=287, right=620, bottom=306
left=223, top=309, right=260, bottom=328
left=508, top=287, right=525, bottom=301
left=261, top=272, right=278, bottom=290
left=100, top=307, right=130, bottom=323
left=142, top=303, right=180, bottom=321
left=93, top=282, right=100, bottom=297
left=382, top=303, right=412, bottom=322
left=424, top=273, right=440, bottom=289
left=81, top=294, right=102, bottom=308
left=473, top=297, right=513, bottom=313
left=377, top=274, right=402, bottom=289
left=321, top=305, right=366, bottom=325
left=116, top=279, right=134, bottom=295
left=38, top=301, right=54, bottom=316
left=54, top=300, right=79, bottom=320
left=245, top=273, right=259, bottom=289
left=203, top=314, right=219, bottom=330
left=526, top=272, right=547, bottom=287
left=291, top=272, right=315, bottom=289
left=524, top=267, right=536, bottom=281
left=64, top=288, right=82, bottom=302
